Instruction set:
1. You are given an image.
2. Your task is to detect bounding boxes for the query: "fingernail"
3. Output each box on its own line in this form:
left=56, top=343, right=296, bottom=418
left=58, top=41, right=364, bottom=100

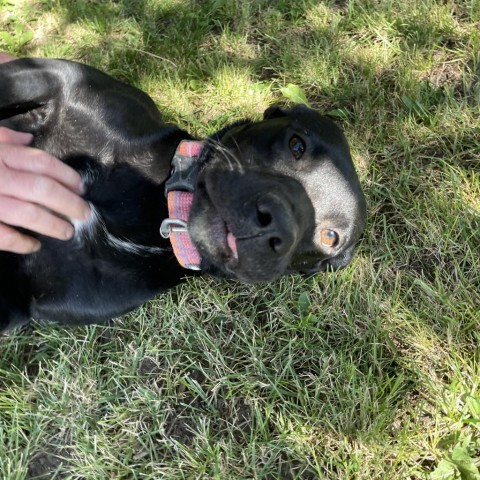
left=64, top=224, right=74, bottom=239
left=0, top=53, right=17, bottom=63
left=78, top=180, right=87, bottom=195
left=15, top=131, right=34, bottom=145
left=83, top=203, right=91, bottom=220
left=31, top=240, right=41, bottom=252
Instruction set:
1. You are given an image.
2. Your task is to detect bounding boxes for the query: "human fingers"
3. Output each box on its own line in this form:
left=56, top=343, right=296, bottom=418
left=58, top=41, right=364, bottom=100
left=1, top=143, right=85, bottom=195
left=0, top=194, right=75, bottom=241
left=0, top=52, right=16, bottom=64
left=0, top=145, right=84, bottom=194
left=0, top=222, right=41, bottom=254
left=0, top=164, right=90, bottom=222
left=0, top=126, right=33, bottom=146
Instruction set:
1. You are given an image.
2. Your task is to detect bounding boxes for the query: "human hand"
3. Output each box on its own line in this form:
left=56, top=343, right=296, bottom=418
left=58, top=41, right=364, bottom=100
left=0, top=52, right=16, bottom=63
left=0, top=127, right=91, bottom=254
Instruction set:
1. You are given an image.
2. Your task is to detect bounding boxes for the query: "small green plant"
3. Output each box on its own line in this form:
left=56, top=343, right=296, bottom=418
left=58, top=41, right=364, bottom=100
left=0, top=0, right=33, bottom=51
left=431, top=435, right=480, bottom=480
left=280, top=83, right=311, bottom=106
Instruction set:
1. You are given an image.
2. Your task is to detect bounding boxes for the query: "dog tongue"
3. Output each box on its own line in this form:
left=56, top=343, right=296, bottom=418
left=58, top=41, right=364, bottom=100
left=227, top=231, right=238, bottom=259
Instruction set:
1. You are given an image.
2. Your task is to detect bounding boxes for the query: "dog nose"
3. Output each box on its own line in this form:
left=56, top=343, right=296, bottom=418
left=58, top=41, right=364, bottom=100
left=256, top=193, right=296, bottom=255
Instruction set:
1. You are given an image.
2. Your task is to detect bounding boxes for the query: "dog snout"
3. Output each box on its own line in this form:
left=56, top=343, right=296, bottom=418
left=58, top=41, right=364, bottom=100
left=255, top=192, right=297, bottom=256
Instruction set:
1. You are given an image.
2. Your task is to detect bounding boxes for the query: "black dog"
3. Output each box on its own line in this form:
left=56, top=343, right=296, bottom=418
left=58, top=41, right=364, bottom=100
left=0, top=58, right=366, bottom=331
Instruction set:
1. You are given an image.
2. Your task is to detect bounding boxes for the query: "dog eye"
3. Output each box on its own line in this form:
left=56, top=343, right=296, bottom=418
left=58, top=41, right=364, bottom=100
left=289, top=135, right=305, bottom=160
left=320, top=229, right=339, bottom=247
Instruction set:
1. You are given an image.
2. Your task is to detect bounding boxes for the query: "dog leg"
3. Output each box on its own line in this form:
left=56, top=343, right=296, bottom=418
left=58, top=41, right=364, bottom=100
left=0, top=58, right=64, bottom=132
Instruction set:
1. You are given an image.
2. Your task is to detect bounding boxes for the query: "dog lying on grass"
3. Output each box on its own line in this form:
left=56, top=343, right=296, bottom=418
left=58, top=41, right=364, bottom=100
left=0, top=58, right=366, bottom=331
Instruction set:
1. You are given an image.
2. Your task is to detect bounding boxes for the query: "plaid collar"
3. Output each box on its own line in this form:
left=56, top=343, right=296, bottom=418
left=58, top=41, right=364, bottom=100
left=160, top=140, right=205, bottom=271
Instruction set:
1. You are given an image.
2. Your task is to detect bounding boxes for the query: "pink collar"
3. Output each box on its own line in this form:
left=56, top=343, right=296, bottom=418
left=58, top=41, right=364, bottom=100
left=160, top=140, right=205, bottom=270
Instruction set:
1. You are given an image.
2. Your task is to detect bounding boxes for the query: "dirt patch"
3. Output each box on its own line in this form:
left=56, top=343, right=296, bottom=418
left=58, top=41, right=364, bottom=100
left=164, top=404, right=198, bottom=446
left=27, top=431, right=72, bottom=480
left=27, top=449, right=70, bottom=480
left=428, top=58, right=464, bottom=89
left=162, top=394, right=254, bottom=446
left=138, top=356, right=161, bottom=376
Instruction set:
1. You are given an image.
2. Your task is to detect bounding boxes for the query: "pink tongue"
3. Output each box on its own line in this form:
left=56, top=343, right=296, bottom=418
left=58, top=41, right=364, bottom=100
left=227, top=231, right=238, bottom=259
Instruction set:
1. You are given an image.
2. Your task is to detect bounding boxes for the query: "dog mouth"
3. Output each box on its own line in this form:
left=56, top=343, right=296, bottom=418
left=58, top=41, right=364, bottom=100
left=186, top=170, right=245, bottom=274
left=227, top=231, right=238, bottom=259
left=208, top=208, right=239, bottom=263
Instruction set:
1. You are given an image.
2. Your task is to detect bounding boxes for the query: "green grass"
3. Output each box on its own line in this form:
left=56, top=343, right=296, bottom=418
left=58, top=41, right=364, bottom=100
left=1, top=0, right=479, bottom=478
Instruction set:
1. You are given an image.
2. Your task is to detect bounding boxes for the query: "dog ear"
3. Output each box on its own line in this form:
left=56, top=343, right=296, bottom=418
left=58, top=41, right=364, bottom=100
left=263, top=105, right=287, bottom=119
left=210, top=119, right=252, bottom=141
left=263, top=104, right=313, bottom=120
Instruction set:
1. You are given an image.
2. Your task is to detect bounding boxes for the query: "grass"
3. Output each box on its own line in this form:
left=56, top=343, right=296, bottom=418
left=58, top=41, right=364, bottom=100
left=0, top=0, right=479, bottom=478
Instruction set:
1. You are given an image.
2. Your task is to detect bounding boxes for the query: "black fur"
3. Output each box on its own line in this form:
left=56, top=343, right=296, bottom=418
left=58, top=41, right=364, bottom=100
left=0, top=58, right=366, bottom=331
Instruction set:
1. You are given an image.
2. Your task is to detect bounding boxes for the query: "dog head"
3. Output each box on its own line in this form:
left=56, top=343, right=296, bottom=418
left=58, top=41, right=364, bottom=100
left=188, top=105, right=367, bottom=282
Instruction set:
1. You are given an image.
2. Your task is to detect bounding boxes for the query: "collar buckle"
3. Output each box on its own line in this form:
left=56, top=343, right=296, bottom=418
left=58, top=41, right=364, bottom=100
left=164, top=141, right=205, bottom=195
left=159, top=218, right=188, bottom=238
